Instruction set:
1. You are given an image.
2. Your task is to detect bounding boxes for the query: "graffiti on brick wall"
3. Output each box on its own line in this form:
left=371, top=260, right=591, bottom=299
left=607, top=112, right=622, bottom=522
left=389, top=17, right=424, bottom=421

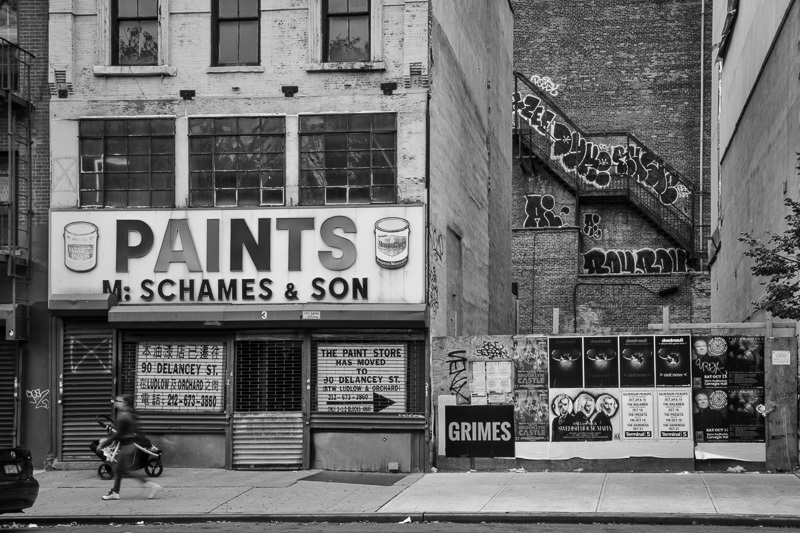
left=582, top=247, right=690, bottom=275
left=582, top=213, right=604, bottom=239
left=530, top=74, right=560, bottom=96
left=523, top=194, right=571, bottom=228
left=513, top=92, right=680, bottom=206
left=429, top=227, right=445, bottom=320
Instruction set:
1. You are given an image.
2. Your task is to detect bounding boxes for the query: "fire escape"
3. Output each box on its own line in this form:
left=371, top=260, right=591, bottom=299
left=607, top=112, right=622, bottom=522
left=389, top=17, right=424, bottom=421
left=0, top=37, right=33, bottom=341
left=513, top=71, right=709, bottom=266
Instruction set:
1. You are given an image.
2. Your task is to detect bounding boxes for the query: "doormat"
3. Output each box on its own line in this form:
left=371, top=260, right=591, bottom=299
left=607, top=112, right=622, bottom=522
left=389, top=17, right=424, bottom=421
left=300, top=471, right=407, bottom=486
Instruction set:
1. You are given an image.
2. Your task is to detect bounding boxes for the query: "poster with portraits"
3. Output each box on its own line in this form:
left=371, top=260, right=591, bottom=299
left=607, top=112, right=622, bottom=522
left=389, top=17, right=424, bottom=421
left=655, top=335, right=691, bottom=387
left=549, top=389, right=619, bottom=442
left=619, top=336, right=655, bottom=388
left=548, top=337, right=583, bottom=388
left=691, top=388, right=729, bottom=442
left=690, top=335, right=764, bottom=443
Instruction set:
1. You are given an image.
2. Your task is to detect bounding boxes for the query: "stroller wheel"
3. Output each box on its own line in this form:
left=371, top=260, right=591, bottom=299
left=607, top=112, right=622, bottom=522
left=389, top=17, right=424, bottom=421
left=145, top=458, right=163, bottom=477
left=98, top=462, right=114, bottom=480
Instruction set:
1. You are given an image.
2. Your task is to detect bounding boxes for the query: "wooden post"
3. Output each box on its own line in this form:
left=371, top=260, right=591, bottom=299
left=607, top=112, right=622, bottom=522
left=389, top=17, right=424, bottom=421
left=661, top=306, right=670, bottom=332
left=552, top=308, right=559, bottom=335
left=764, top=335, right=798, bottom=472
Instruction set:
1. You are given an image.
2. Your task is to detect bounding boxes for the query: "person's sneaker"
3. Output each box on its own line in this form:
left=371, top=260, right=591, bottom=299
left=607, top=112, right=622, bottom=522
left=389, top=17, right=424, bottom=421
left=101, top=491, right=120, bottom=500
left=144, top=481, right=161, bottom=499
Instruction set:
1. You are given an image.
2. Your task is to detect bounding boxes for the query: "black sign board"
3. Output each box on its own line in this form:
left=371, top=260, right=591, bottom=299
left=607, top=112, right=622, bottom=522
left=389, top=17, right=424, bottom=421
left=445, top=405, right=515, bottom=457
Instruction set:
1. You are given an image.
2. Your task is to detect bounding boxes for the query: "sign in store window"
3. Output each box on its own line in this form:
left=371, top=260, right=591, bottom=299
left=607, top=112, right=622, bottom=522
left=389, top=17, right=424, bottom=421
left=317, top=344, right=406, bottom=413
left=136, top=341, right=225, bottom=412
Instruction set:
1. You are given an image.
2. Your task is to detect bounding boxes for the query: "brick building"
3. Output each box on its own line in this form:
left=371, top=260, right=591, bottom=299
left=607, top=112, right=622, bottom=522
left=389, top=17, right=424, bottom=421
left=44, top=0, right=513, bottom=473
left=0, top=0, right=50, bottom=465
left=511, top=0, right=712, bottom=335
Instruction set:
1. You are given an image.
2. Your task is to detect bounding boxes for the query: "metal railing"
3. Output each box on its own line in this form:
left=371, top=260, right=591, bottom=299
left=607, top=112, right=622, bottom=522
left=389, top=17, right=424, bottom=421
left=513, top=71, right=699, bottom=257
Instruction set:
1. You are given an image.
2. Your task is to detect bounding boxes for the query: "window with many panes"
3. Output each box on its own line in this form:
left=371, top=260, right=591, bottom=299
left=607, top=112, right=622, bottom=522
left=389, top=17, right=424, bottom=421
left=79, top=118, right=175, bottom=207
left=323, top=0, right=369, bottom=62
left=189, top=116, right=285, bottom=207
left=299, top=113, right=396, bottom=205
left=212, top=0, right=260, bottom=66
left=112, top=0, right=158, bottom=66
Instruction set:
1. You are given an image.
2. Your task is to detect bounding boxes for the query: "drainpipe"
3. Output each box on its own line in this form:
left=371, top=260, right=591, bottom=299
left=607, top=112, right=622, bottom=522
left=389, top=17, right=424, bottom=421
left=699, top=0, right=706, bottom=269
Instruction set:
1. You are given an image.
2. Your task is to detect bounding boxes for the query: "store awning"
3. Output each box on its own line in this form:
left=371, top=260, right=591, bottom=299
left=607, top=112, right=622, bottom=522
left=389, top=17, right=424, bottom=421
left=49, top=293, right=119, bottom=316
left=107, top=303, right=428, bottom=328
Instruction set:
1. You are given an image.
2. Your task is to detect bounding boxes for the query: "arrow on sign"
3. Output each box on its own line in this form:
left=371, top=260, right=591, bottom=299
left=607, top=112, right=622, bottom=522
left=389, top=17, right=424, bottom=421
left=327, top=392, right=396, bottom=412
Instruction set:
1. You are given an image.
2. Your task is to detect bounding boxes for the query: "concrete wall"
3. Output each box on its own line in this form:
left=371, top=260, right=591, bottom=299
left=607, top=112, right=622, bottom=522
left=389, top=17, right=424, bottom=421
left=428, top=0, right=514, bottom=337
left=710, top=0, right=800, bottom=322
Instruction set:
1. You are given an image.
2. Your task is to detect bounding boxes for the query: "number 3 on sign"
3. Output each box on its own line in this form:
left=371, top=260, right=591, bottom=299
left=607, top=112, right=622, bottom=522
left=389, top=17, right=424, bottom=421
left=261, top=311, right=268, bottom=319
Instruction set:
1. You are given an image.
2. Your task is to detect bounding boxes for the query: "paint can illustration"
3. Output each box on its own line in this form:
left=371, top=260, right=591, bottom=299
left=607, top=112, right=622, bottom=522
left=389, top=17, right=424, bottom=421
left=63, top=222, right=98, bottom=272
left=374, top=217, right=409, bottom=269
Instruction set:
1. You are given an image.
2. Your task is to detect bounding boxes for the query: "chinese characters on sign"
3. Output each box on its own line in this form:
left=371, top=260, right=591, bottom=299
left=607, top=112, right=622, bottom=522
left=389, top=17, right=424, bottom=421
left=317, top=344, right=406, bottom=413
left=135, top=342, right=225, bottom=412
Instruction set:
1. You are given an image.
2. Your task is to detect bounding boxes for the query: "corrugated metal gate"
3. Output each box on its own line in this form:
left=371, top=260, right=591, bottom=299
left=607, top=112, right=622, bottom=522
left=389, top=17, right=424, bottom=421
left=60, top=322, right=114, bottom=460
left=0, top=342, right=17, bottom=447
left=232, top=338, right=303, bottom=469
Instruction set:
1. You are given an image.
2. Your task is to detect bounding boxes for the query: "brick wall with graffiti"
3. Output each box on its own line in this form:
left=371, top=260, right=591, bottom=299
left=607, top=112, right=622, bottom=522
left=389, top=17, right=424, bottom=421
left=511, top=0, right=712, bottom=188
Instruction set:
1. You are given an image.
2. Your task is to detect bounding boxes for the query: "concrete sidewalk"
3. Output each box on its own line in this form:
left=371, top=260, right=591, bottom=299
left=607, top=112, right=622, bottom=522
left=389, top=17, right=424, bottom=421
left=5, top=468, right=800, bottom=526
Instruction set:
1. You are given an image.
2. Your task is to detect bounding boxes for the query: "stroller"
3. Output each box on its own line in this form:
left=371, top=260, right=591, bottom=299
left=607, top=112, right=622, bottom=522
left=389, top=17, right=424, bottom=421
left=90, top=414, right=164, bottom=480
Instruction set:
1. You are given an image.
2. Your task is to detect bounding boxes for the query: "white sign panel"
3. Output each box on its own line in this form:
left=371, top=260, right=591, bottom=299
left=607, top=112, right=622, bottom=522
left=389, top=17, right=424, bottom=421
left=50, top=206, right=425, bottom=305
left=135, top=341, right=225, bottom=412
left=621, top=390, right=654, bottom=439
left=656, top=389, right=691, bottom=440
left=772, top=350, right=791, bottom=365
left=317, top=344, right=406, bottom=413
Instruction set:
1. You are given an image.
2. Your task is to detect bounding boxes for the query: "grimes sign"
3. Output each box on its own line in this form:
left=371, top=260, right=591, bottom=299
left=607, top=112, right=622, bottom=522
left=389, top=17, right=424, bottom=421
left=50, top=206, right=425, bottom=305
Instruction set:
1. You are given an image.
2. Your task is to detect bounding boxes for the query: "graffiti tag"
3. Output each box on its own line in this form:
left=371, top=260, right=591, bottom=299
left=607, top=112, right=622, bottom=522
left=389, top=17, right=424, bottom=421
left=26, top=389, right=50, bottom=409
left=582, top=247, right=690, bottom=275
left=513, top=92, right=681, bottom=206
left=523, top=194, right=570, bottom=228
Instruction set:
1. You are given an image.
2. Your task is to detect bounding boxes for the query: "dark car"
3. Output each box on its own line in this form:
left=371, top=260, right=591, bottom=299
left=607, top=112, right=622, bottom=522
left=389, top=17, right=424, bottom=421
left=0, top=448, right=38, bottom=513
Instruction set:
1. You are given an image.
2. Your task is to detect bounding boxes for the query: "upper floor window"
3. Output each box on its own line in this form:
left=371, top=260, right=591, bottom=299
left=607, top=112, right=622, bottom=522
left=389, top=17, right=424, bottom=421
left=307, top=0, right=382, bottom=70
left=323, top=0, right=369, bottom=62
left=299, top=113, right=396, bottom=205
left=212, top=0, right=260, bottom=66
left=189, top=116, right=285, bottom=207
left=0, top=0, right=17, bottom=44
left=95, top=0, right=174, bottom=76
left=112, top=0, right=158, bottom=66
left=79, top=118, right=175, bottom=208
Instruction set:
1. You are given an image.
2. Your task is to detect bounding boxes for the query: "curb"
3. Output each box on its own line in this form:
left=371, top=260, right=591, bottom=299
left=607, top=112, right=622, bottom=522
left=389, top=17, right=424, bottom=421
left=4, top=513, right=800, bottom=527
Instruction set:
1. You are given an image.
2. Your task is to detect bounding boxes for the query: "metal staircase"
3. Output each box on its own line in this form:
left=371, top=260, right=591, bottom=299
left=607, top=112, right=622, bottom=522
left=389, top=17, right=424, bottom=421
left=513, top=71, right=706, bottom=260
left=0, top=37, right=33, bottom=341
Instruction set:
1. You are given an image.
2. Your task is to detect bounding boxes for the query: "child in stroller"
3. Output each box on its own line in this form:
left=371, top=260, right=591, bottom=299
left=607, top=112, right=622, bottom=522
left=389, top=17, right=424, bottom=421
left=90, top=414, right=164, bottom=480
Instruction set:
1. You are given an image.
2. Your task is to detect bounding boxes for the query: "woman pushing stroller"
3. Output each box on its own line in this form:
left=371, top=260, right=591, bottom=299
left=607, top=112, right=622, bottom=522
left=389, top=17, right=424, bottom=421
left=100, top=395, right=162, bottom=501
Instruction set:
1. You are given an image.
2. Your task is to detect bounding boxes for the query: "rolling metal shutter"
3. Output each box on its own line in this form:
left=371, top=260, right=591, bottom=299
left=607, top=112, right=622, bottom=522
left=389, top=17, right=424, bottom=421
left=60, top=322, right=114, bottom=461
left=0, top=342, right=17, bottom=447
left=232, top=339, right=303, bottom=469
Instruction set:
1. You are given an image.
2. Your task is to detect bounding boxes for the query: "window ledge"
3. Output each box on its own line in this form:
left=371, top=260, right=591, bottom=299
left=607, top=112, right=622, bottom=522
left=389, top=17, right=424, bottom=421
left=206, top=66, right=265, bottom=74
left=93, top=65, right=178, bottom=77
left=305, top=61, right=386, bottom=72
